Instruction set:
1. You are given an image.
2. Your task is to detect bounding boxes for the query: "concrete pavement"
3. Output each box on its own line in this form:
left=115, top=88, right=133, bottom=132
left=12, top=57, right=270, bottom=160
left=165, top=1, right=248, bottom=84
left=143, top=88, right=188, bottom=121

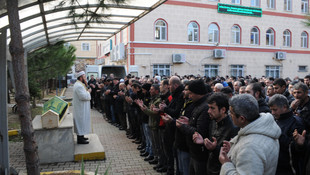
left=9, top=86, right=162, bottom=175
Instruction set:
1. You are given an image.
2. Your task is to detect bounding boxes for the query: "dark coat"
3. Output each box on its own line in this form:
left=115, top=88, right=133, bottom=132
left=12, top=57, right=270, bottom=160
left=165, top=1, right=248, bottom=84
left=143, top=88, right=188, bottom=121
left=164, top=85, right=185, bottom=119
left=179, top=95, right=211, bottom=161
left=207, top=116, right=238, bottom=175
left=258, top=97, right=271, bottom=113
left=283, top=89, right=295, bottom=105
left=174, top=99, right=194, bottom=152
left=295, top=98, right=310, bottom=175
left=276, top=110, right=304, bottom=175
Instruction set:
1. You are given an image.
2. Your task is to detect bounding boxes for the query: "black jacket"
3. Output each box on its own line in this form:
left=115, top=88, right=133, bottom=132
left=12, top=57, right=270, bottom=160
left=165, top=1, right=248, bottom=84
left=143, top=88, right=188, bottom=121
left=164, top=85, right=185, bottom=119
left=276, top=110, right=304, bottom=175
left=258, top=97, right=271, bottom=113
left=174, top=99, right=194, bottom=152
left=180, top=95, right=211, bottom=161
left=283, top=89, right=295, bottom=105
left=207, top=116, right=238, bottom=175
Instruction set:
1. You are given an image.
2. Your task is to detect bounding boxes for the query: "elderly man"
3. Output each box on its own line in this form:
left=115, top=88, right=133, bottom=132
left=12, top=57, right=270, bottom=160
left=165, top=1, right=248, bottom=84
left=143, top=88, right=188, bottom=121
left=219, top=94, right=281, bottom=175
left=73, top=71, right=92, bottom=144
left=291, top=82, right=310, bottom=174
left=268, top=94, right=304, bottom=175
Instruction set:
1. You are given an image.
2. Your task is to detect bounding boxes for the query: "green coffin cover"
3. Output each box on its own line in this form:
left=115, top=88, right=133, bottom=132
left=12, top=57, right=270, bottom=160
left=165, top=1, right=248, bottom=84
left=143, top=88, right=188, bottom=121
left=43, top=96, right=68, bottom=121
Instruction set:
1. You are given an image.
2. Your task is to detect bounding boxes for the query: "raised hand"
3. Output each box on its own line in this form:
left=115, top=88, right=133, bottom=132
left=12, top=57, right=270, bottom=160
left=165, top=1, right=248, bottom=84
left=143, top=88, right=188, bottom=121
left=193, top=132, right=204, bottom=145
left=204, top=137, right=217, bottom=151
left=293, top=129, right=306, bottom=146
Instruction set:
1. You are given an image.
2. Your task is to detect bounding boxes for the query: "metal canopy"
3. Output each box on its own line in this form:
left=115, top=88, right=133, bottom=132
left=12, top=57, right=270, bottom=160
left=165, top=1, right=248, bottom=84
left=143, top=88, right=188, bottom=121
left=0, top=0, right=167, bottom=52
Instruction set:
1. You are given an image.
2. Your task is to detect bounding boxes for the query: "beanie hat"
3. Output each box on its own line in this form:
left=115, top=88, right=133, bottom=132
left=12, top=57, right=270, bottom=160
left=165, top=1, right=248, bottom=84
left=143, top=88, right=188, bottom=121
left=142, top=83, right=152, bottom=91
left=188, top=79, right=207, bottom=95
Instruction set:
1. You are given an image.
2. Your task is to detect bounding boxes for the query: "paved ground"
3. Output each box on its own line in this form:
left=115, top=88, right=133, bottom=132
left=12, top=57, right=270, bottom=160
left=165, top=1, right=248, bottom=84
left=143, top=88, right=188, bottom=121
left=9, top=87, right=162, bottom=175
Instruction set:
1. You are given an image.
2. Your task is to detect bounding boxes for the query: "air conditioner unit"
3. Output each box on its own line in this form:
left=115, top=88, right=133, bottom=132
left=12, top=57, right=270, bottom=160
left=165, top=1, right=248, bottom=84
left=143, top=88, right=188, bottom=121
left=172, top=54, right=186, bottom=63
left=213, top=49, right=226, bottom=58
left=275, top=52, right=286, bottom=60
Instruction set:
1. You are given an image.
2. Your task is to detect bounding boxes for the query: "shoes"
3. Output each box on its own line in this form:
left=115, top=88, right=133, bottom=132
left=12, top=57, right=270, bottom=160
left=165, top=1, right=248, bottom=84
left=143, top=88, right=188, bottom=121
left=134, top=139, right=141, bottom=144
left=119, top=127, right=125, bottom=130
left=77, top=138, right=89, bottom=144
left=137, top=145, right=144, bottom=150
left=148, top=158, right=158, bottom=164
left=140, top=148, right=146, bottom=153
left=144, top=155, right=154, bottom=161
left=140, top=151, right=149, bottom=157
left=153, top=164, right=162, bottom=170
left=128, top=135, right=136, bottom=139
left=156, top=167, right=167, bottom=173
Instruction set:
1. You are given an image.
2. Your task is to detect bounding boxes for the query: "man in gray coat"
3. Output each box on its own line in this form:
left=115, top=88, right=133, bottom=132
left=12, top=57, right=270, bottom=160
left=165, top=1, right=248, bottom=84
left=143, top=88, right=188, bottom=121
left=219, top=94, right=281, bottom=175
left=73, top=71, right=92, bottom=144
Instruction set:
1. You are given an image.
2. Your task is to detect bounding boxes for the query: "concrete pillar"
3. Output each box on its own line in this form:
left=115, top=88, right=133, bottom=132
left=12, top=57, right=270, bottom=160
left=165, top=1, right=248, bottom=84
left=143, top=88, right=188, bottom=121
left=0, top=28, right=10, bottom=175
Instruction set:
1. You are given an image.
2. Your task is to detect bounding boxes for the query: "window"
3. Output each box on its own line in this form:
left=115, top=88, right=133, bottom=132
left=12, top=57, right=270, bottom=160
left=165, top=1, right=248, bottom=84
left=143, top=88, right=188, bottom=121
left=153, top=64, right=170, bottom=76
left=266, top=66, right=280, bottom=78
left=205, top=65, right=219, bottom=77
left=232, top=0, right=240, bottom=4
left=81, top=43, right=90, bottom=51
left=188, top=22, right=199, bottom=42
left=64, top=42, right=71, bottom=49
left=283, top=30, right=291, bottom=47
left=231, top=65, right=244, bottom=77
left=267, top=0, right=275, bottom=8
left=266, top=28, right=275, bottom=46
left=208, top=23, right=219, bottom=43
left=251, top=0, right=259, bottom=7
left=250, top=27, right=259, bottom=45
left=302, top=0, right=309, bottom=13
left=231, top=25, right=240, bottom=44
left=155, top=20, right=167, bottom=41
left=301, top=32, right=308, bottom=48
left=299, top=65, right=308, bottom=72
left=284, top=0, right=292, bottom=11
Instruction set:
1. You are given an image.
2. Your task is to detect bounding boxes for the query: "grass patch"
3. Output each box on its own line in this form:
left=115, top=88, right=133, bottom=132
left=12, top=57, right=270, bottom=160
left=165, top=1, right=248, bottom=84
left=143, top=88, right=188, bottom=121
left=9, top=135, right=23, bottom=142
left=31, top=106, right=43, bottom=119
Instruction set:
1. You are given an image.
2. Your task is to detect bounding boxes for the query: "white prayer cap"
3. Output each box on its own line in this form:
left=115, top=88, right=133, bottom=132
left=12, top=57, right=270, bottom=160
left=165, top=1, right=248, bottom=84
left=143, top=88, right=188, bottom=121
left=120, top=79, right=125, bottom=83
left=75, top=71, right=85, bottom=78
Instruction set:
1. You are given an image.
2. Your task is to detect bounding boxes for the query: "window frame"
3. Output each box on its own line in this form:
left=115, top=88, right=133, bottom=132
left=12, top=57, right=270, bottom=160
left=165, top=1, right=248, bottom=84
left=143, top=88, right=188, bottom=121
left=154, top=19, right=168, bottom=41
left=283, top=29, right=291, bottom=47
left=266, top=28, right=275, bottom=46
left=284, top=0, right=292, bottom=11
left=250, top=27, right=260, bottom=45
left=231, top=25, right=241, bottom=44
left=153, top=64, right=170, bottom=77
left=267, top=0, right=275, bottom=9
left=81, top=42, right=90, bottom=51
left=232, top=0, right=241, bottom=4
left=266, top=65, right=280, bottom=78
left=231, top=65, right=244, bottom=77
left=187, top=21, right=200, bottom=42
left=302, top=0, right=309, bottom=13
left=298, top=65, right=308, bottom=72
left=208, top=23, right=220, bottom=43
left=204, top=64, right=219, bottom=77
left=251, top=0, right=260, bottom=7
left=301, top=31, right=309, bottom=48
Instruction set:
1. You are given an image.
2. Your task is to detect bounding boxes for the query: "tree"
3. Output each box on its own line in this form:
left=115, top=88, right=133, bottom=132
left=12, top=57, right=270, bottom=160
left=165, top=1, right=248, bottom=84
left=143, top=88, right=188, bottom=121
left=28, top=41, right=76, bottom=106
left=6, top=0, right=40, bottom=174
left=56, top=0, right=126, bottom=29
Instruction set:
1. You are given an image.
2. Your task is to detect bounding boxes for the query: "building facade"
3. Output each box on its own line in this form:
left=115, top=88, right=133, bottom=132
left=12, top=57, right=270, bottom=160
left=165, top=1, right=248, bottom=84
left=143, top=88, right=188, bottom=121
left=95, top=0, right=310, bottom=79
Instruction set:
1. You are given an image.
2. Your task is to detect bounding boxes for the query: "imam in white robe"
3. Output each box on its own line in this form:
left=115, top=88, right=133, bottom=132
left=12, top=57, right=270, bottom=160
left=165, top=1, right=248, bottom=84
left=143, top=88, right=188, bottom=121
left=73, top=80, right=91, bottom=135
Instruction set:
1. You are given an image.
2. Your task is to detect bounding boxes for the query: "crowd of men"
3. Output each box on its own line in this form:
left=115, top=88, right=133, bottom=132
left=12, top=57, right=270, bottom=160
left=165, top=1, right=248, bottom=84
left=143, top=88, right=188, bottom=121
left=86, top=73, right=310, bottom=175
